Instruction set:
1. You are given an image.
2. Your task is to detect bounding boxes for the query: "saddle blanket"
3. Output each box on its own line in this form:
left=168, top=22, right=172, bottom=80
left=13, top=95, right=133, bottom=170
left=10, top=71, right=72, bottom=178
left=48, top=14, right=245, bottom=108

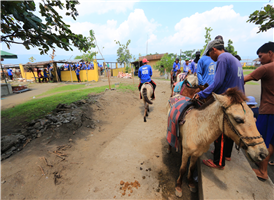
left=168, top=95, right=186, bottom=107
left=177, top=72, right=188, bottom=82
left=173, top=80, right=192, bottom=94
left=166, top=96, right=192, bottom=148
left=139, top=82, right=155, bottom=100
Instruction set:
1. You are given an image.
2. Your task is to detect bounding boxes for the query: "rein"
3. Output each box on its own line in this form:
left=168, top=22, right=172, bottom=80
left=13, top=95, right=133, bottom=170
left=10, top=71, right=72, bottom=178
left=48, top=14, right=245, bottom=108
left=222, top=103, right=263, bottom=151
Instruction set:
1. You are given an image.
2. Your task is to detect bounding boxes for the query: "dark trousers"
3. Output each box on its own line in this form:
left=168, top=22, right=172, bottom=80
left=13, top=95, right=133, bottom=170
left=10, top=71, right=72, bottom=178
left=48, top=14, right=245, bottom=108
left=9, top=75, right=13, bottom=80
left=43, top=77, right=48, bottom=82
left=213, top=134, right=234, bottom=166
left=76, top=74, right=81, bottom=82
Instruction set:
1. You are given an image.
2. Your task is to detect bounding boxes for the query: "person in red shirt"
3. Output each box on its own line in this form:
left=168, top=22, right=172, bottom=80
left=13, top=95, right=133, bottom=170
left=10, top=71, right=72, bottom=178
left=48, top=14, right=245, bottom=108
left=244, top=42, right=274, bottom=180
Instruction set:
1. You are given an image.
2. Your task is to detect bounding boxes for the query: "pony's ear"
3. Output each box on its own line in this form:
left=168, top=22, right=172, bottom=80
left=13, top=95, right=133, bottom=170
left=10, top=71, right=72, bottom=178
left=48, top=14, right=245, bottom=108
left=212, top=92, right=227, bottom=106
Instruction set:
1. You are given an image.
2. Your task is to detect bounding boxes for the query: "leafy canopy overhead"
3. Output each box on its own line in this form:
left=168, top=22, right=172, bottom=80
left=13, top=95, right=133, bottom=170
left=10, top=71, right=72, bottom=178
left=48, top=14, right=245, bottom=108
left=115, top=39, right=132, bottom=65
left=247, top=3, right=274, bottom=33
left=1, top=0, right=94, bottom=55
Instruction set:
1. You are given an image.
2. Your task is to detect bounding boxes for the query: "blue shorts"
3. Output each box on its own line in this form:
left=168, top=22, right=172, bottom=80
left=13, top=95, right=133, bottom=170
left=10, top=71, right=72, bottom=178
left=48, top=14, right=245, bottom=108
left=256, top=114, right=274, bottom=148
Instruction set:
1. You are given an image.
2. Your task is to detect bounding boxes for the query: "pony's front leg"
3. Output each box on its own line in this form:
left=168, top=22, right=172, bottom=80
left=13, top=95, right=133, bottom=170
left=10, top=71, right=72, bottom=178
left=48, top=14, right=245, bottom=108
left=187, top=155, right=199, bottom=193
left=175, top=151, right=189, bottom=197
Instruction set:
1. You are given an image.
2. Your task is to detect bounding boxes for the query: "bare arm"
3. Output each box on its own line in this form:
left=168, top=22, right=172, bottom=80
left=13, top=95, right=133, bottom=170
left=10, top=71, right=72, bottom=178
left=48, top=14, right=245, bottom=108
left=244, top=74, right=255, bottom=83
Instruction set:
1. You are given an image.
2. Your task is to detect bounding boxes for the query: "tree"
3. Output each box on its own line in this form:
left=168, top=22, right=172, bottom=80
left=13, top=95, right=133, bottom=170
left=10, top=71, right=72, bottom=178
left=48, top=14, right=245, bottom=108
left=225, top=39, right=237, bottom=56
left=114, top=39, right=132, bottom=65
left=200, top=27, right=213, bottom=56
left=247, top=3, right=274, bottom=33
left=154, top=54, right=176, bottom=73
left=74, top=30, right=96, bottom=62
left=29, top=56, right=36, bottom=63
left=1, top=1, right=94, bottom=54
left=180, top=49, right=196, bottom=60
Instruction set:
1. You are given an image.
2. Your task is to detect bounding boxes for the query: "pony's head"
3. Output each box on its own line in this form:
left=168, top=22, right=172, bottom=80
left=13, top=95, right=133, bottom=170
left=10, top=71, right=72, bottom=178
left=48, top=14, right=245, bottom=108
left=212, top=88, right=268, bottom=163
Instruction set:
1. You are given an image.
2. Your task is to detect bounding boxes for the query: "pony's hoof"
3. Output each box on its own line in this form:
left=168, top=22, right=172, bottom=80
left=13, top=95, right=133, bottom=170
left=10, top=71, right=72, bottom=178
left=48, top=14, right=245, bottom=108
left=188, top=184, right=197, bottom=193
left=144, top=117, right=146, bottom=122
left=175, top=187, right=182, bottom=197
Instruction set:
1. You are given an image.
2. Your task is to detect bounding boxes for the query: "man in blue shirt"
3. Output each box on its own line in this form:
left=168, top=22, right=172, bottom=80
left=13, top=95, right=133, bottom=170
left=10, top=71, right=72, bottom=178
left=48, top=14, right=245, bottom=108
left=8, top=68, right=13, bottom=80
left=194, top=39, right=245, bottom=169
left=75, top=67, right=81, bottom=82
left=138, top=58, right=156, bottom=99
left=172, top=58, right=180, bottom=78
left=183, top=58, right=191, bottom=73
left=190, top=51, right=201, bottom=74
left=197, top=54, right=216, bottom=86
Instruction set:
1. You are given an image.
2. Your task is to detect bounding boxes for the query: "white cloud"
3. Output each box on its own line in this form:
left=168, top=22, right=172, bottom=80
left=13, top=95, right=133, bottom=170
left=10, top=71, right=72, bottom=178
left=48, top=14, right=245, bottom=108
left=161, top=5, right=273, bottom=55
left=66, top=9, right=161, bottom=55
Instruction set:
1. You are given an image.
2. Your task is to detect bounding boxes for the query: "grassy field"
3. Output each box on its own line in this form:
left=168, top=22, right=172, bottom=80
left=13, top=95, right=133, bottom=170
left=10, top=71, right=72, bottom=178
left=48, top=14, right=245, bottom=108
left=2, top=83, right=138, bottom=122
left=37, top=84, right=87, bottom=97
left=243, top=70, right=254, bottom=75
left=246, top=81, right=259, bottom=85
left=116, top=83, right=138, bottom=92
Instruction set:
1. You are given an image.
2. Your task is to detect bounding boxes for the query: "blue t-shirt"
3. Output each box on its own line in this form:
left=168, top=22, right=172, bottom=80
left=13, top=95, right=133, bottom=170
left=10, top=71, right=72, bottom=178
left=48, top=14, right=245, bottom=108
left=198, top=52, right=245, bottom=99
left=190, top=61, right=198, bottom=74
left=138, top=64, right=153, bottom=83
left=75, top=69, right=80, bottom=75
left=8, top=69, right=12, bottom=76
left=183, top=63, right=191, bottom=73
left=197, top=55, right=216, bottom=86
left=43, top=71, right=48, bottom=78
left=173, top=62, right=180, bottom=73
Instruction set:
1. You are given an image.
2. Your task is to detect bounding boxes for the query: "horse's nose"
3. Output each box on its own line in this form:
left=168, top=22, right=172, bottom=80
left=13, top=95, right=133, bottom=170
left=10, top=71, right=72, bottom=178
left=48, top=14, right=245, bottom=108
left=259, top=153, right=267, bottom=160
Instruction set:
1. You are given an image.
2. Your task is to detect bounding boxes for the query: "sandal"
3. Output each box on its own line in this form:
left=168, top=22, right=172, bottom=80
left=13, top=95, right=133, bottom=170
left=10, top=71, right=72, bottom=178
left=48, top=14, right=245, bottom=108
left=269, top=161, right=274, bottom=166
left=211, top=151, right=231, bottom=161
left=203, top=159, right=224, bottom=170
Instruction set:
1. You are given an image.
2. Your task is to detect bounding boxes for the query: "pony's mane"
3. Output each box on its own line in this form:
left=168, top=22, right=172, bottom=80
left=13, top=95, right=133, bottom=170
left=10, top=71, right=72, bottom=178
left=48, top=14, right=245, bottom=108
left=224, top=87, right=248, bottom=104
left=195, top=87, right=247, bottom=110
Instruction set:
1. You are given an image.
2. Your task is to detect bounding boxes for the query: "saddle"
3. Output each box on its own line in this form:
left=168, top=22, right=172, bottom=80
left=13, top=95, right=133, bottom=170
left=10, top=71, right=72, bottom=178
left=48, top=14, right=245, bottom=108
left=166, top=96, right=194, bottom=148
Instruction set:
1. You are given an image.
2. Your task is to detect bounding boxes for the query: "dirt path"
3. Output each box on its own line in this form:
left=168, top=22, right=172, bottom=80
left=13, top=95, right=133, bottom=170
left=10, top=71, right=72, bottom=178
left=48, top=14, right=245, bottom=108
left=1, top=79, right=197, bottom=200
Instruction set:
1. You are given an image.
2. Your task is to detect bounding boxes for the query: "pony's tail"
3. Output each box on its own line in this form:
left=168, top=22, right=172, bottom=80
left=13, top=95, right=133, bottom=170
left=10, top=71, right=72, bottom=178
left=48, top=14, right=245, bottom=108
left=143, top=87, right=153, bottom=104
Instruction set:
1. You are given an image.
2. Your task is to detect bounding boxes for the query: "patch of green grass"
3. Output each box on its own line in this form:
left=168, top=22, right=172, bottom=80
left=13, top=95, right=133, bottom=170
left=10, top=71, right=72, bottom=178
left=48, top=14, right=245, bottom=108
left=37, top=84, right=87, bottom=97
left=246, top=81, right=259, bottom=85
left=243, top=70, right=254, bottom=75
left=117, top=83, right=138, bottom=92
left=2, top=85, right=113, bottom=122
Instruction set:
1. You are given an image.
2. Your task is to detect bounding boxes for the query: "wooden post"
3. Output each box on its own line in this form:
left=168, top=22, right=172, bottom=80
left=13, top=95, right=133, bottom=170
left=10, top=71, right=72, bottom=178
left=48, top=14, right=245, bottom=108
left=69, top=65, right=73, bottom=82
left=107, top=67, right=111, bottom=90
left=53, top=62, right=59, bottom=82
left=130, top=63, right=134, bottom=84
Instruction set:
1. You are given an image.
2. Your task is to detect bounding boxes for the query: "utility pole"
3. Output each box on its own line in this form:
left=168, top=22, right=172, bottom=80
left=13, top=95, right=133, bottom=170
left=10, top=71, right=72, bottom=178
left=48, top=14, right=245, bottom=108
left=180, top=49, right=182, bottom=66
left=146, top=34, right=148, bottom=55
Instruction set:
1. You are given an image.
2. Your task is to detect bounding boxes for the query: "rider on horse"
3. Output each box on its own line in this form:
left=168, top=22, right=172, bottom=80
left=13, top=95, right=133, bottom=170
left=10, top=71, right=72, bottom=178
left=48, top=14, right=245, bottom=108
left=138, top=58, right=156, bottom=99
left=172, top=58, right=181, bottom=79
left=183, top=58, right=192, bottom=73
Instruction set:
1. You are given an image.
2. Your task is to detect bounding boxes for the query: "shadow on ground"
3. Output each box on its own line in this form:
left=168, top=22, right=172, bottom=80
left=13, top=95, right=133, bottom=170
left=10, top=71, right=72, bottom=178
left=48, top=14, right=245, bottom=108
left=158, top=137, right=198, bottom=200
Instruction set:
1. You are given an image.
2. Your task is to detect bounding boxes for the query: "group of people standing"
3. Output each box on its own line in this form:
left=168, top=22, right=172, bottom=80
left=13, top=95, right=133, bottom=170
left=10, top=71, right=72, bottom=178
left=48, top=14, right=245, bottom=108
left=140, top=35, right=274, bottom=181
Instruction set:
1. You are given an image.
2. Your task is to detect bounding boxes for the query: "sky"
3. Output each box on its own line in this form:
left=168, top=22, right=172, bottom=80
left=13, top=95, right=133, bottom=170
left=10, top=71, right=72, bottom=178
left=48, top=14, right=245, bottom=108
left=1, top=0, right=274, bottom=65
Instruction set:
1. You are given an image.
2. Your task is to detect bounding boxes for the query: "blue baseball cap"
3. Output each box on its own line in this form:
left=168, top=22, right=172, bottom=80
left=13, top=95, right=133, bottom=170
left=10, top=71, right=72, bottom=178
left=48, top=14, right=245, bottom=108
left=246, top=96, right=257, bottom=105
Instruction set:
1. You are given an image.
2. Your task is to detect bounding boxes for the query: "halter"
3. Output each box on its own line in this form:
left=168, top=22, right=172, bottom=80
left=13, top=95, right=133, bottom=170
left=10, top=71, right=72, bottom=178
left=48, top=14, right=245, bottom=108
left=222, top=103, right=263, bottom=151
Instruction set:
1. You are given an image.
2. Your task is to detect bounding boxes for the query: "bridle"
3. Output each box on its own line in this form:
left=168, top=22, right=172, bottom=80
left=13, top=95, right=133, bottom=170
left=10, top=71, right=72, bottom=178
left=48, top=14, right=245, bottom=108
left=222, top=103, right=263, bottom=151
